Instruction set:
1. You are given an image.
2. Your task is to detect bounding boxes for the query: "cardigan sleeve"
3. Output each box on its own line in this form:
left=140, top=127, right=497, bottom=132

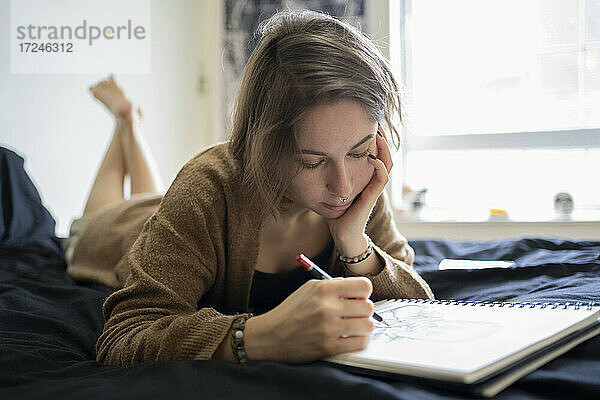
left=341, top=191, right=434, bottom=301
left=95, top=158, right=248, bottom=366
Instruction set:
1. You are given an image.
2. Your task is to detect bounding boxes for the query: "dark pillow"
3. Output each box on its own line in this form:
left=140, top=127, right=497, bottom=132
left=0, top=146, right=60, bottom=251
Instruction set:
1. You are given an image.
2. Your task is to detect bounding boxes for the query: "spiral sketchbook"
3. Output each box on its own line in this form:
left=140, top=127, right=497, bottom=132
left=324, top=299, right=600, bottom=397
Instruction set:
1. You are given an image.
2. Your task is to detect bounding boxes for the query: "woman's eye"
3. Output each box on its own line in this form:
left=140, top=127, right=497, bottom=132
left=302, top=161, right=322, bottom=169
left=350, top=151, right=369, bottom=159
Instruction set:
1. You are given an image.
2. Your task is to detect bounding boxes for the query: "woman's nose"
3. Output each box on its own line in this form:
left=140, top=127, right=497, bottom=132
left=326, top=163, right=352, bottom=197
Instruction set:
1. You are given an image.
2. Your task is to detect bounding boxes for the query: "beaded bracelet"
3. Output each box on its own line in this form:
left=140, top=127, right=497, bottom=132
left=337, top=235, right=374, bottom=264
left=230, top=315, right=252, bottom=363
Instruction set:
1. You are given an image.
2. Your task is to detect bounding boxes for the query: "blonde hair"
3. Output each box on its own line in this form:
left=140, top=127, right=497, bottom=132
left=227, top=10, right=403, bottom=224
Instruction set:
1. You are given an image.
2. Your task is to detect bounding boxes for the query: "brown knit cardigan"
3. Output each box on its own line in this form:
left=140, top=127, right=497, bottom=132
left=71, top=142, right=434, bottom=366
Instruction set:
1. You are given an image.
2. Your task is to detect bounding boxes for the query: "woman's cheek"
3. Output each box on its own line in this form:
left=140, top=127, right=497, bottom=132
left=304, top=173, right=326, bottom=198
left=355, top=162, right=374, bottom=188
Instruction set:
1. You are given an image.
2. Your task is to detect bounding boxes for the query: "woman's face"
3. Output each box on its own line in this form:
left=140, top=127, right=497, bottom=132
left=285, top=98, right=378, bottom=219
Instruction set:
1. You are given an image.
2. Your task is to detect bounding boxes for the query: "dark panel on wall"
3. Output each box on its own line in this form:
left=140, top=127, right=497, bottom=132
left=222, top=0, right=367, bottom=134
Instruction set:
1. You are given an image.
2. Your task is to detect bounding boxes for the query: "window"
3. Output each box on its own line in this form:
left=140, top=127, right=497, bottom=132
left=390, top=0, right=600, bottom=221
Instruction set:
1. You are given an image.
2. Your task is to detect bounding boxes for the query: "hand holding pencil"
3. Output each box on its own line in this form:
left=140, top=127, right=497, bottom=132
left=243, top=265, right=376, bottom=363
left=297, top=253, right=388, bottom=326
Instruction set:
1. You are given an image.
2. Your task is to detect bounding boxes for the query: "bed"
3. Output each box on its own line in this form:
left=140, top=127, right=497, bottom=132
left=2, top=145, right=599, bottom=400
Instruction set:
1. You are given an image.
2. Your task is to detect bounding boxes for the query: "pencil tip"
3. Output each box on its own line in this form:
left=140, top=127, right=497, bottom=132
left=381, top=320, right=389, bottom=327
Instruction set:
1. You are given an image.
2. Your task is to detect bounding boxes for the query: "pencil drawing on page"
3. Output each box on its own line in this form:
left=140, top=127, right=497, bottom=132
left=372, top=304, right=500, bottom=343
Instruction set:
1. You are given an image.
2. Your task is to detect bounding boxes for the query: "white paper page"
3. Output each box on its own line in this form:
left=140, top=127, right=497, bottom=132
left=347, top=301, right=600, bottom=374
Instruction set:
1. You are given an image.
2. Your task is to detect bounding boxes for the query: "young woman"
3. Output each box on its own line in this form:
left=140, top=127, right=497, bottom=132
left=77, top=10, right=433, bottom=367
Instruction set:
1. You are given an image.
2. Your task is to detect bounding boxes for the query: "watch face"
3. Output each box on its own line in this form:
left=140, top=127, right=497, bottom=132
left=554, top=192, right=573, bottom=214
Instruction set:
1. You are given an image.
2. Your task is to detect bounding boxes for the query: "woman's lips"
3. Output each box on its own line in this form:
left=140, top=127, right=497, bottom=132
left=322, top=199, right=353, bottom=211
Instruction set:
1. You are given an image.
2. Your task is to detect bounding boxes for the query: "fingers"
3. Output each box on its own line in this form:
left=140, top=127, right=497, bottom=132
left=328, top=276, right=373, bottom=299
left=337, top=335, right=370, bottom=353
left=322, top=335, right=371, bottom=356
left=373, top=127, right=393, bottom=174
left=364, top=128, right=393, bottom=197
left=319, top=318, right=373, bottom=356
left=307, top=278, right=373, bottom=303
left=336, top=317, right=374, bottom=337
left=365, top=152, right=390, bottom=200
left=403, top=246, right=415, bottom=265
left=339, top=298, right=375, bottom=318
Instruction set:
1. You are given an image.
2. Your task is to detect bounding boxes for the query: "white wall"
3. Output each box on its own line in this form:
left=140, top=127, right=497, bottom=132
left=0, top=0, right=224, bottom=237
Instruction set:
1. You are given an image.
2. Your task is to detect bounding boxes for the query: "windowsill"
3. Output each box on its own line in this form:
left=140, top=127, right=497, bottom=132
left=396, top=214, right=600, bottom=224
left=393, top=209, right=600, bottom=240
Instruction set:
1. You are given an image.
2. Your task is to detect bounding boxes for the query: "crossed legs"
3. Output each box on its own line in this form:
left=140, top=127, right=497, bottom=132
left=82, top=75, right=164, bottom=216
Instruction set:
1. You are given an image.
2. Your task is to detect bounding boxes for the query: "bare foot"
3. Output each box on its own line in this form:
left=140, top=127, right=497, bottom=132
left=89, top=75, right=133, bottom=121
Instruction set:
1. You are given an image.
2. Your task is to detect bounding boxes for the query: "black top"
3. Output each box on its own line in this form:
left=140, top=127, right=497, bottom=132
left=249, top=240, right=334, bottom=315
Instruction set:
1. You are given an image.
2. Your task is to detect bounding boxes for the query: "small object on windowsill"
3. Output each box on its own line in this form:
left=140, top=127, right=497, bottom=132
left=413, top=188, right=428, bottom=212
left=554, top=192, right=574, bottom=215
left=402, top=184, right=428, bottom=213
left=488, top=208, right=509, bottom=221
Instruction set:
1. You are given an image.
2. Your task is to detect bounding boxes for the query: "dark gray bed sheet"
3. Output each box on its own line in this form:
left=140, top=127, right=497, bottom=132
left=1, top=146, right=599, bottom=399
left=2, top=237, right=599, bottom=400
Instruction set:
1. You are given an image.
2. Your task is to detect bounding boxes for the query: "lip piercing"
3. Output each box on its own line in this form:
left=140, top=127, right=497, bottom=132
left=338, top=196, right=349, bottom=203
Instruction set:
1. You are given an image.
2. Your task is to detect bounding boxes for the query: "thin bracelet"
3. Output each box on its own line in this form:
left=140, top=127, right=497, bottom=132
left=230, top=315, right=252, bottom=363
left=337, top=235, right=373, bottom=264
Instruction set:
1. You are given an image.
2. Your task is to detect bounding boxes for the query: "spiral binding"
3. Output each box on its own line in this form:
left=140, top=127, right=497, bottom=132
left=383, top=298, right=599, bottom=311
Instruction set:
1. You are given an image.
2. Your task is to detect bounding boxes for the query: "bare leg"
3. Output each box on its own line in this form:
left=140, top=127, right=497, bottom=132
left=82, top=75, right=163, bottom=216
left=91, top=75, right=163, bottom=195
left=121, top=111, right=164, bottom=195
left=82, top=123, right=126, bottom=216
